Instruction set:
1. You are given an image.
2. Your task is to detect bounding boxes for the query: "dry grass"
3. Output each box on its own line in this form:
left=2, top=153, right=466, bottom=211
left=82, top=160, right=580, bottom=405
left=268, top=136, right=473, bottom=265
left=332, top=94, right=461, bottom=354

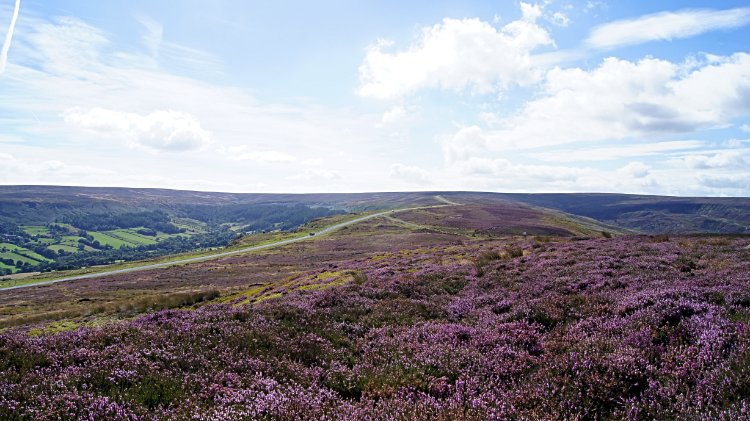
left=647, top=234, right=670, bottom=243
left=0, top=290, right=220, bottom=330
left=696, top=237, right=733, bottom=246
left=352, top=271, right=368, bottom=285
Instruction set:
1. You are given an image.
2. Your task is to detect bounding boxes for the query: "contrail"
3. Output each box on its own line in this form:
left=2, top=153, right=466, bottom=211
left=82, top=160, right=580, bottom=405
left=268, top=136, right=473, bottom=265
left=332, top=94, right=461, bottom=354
left=0, top=0, right=21, bottom=75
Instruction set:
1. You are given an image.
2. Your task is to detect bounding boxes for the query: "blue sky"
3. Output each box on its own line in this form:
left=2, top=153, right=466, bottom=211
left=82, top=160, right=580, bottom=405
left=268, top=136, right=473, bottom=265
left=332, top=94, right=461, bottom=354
left=1, top=0, right=749, bottom=195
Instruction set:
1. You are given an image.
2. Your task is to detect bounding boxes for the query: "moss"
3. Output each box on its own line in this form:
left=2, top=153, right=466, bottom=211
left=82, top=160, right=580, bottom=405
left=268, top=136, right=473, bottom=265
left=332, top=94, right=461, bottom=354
left=255, top=292, right=283, bottom=303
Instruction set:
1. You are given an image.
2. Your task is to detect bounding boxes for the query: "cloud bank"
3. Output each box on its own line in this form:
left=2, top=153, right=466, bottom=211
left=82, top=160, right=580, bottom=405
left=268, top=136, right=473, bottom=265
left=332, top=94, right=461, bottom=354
left=63, top=108, right=213, bottom=152
left=444, top=53, right=750, bottom=160
left=357, top=3, right=552, bottom=99
left=389, top=164, right=431, bottom=185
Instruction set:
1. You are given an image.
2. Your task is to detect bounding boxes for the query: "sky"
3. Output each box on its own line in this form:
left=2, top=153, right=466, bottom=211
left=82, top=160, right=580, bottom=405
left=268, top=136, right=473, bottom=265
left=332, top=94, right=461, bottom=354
left=0, top=0, right=749, bottom=196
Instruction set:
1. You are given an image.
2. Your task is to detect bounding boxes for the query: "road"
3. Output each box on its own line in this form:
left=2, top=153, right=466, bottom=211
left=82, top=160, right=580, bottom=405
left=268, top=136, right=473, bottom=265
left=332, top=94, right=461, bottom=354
left=0, top=197, right=459, bottom=291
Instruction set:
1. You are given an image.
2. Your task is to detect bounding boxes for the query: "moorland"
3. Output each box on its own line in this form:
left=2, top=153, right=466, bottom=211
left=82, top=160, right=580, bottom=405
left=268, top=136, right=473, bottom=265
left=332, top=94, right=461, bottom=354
left=1, top=187, right=750, bottom=419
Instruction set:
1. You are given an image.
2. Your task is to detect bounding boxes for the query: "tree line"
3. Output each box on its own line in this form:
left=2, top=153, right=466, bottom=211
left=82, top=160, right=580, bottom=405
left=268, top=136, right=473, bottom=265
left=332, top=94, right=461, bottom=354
left=61, top=211, right=186, bottom=233
left=178, top=203, right=344, bottom=233
left=4, top=229, right=236, bottom=275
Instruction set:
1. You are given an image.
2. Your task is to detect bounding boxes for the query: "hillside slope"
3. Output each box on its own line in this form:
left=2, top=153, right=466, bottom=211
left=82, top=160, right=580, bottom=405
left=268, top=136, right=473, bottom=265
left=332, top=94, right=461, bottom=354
left=2, top=186, right=749, bottom=235
left=494, top=193, right=750, bottom=234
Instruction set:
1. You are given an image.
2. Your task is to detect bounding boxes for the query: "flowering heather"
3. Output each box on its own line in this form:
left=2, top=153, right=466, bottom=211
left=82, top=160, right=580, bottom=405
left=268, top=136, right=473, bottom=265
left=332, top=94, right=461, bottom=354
left=392, top=203, right=615, bottom=237
left=2, top=235, right=750, bottom=420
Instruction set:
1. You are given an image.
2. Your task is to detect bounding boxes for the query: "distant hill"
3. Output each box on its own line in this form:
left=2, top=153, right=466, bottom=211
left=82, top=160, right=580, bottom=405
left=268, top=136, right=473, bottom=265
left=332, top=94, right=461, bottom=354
left=491, top=193, right=750, bottom=234
left=0, top=186, right=434, bottom=225
left=1, top=186, right=748, bottom=234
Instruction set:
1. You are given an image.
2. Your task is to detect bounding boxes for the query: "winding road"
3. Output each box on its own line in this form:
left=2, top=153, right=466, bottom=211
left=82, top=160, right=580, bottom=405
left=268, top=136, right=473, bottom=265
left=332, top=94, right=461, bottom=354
left=0, top=197, right=460, bottom=291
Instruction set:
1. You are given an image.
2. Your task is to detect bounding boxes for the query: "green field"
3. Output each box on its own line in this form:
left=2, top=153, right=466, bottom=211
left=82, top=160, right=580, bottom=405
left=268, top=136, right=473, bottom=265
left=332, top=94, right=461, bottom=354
left=0, top=261, right=17, bottom=273
left=0, top=244, right=50, bottom=262
left=172, top=217, right=208, bottom=234
left=51, top=223, right=76, bottom=231
left=48, top=245, right=80, bottom=253
left=0, top=252, right=40, bottom=265
left=108, top=230, right=158, bottom=245
left=21, top=226, right=50, bottom=235
left=60, top=236, right=85, bottom=247
left=89, top=232, right=136, bottom=249
left=18, top=250, right=50, bottom=262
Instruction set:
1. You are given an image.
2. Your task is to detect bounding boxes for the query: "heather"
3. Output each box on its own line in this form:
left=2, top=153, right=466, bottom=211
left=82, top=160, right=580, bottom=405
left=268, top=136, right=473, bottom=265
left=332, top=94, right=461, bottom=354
left=2, top=235, right=750, bottom=420
left=393, top=204, right=584, bottom=237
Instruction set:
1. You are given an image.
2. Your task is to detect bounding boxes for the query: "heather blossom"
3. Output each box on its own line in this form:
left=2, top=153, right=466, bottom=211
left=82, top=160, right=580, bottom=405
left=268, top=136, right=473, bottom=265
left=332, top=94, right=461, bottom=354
left=1, top=235, right=750, bottom=419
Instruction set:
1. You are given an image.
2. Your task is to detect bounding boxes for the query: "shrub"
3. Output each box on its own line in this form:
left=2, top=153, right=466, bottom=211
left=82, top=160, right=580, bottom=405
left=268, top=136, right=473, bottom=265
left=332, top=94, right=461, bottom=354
left=506, top=246, right=523, bottom=258
left=472, top=259, right=486, bottom=277
left=352, top=271, right=368, bottom=285
left=647, top=233, right=670, bottom=243
left=480, top=250, right=502, bottom=260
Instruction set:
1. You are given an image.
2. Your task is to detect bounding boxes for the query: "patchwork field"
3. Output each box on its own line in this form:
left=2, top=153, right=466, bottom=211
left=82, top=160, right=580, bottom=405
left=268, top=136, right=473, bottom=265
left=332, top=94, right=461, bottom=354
left=107, top=229, right=159, bottom=245
left=58, top=235, right=85, bottom=247
left=48, top=244, right=79, bottom=253
left=0, top=245, right=50, bottom=262
left=88, top=231, right=137, bottom=249
left=20, top=226, right=50, bottom=235
left=0, top=252, right=39, bottom=265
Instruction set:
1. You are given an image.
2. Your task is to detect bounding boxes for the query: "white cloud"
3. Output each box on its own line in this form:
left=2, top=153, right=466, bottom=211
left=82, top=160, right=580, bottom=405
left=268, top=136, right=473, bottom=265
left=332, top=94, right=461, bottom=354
left=519, top=3, right=543, bottom=21
left=585, top=8, right=750, bottom=50
left=302, top=158, right=323, bottom=166
left=0, top=153, right=116, bottom=179
left=458, top=157, right=511, bottom=176
left=28, top=17, right=110, bottom=79
left=0, top=151, right=278, bottom=192
left=0, top=134, right=25, bottom=143
left=444, top=53, right=750, bottom=157
left=456, top=157, right=591, bottom=182
left=697, top=173, right=750, bottom=189
left=133, top=14, right=222, bottom=75
left=63, top=107, right=213, bottom=153
left=286, top=169, right=341, bottom=180
left=723, top=138, right=746, bottom=148
left=525, top=140, right=704, bottom=162
left=1, top=14, right=402, bottom=193
left=668, top=151, right=746, bottom=169
left=586, top=1, right=604, bottom=11
left=550, top=12, right=570, bottom=27
left=446, top=157, right=664, bottom=193
left=380, top=105, right=407, bottom=125
left=741, top=124, right=750, bottom=133
left=479, top=112, right=503, bottom=127
left=356, top=3, right=552, bottom=99
left=135, top=14, right=163, bottom=58
left=217, top=146, right=296, bottom=163
left=389, top=164, right=431, bottom=185
left=235, top=151, right=296, bottom=162
left=617, top=161, right=651, bottom=178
